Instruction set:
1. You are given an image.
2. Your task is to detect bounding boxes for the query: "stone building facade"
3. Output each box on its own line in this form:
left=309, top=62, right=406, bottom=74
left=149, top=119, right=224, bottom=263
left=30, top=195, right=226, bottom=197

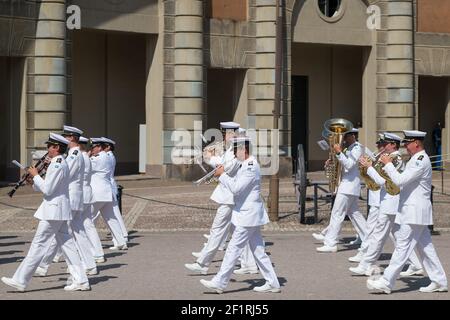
left=1, top=0, right=450, bottom=182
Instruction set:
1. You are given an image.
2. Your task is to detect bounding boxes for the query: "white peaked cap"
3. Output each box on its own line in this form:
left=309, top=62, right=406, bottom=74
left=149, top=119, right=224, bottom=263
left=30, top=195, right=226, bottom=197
left=79, top=136, right=89, bottom=144
left=101, top=137, right=116, bottom=145
left=383, top=132, right=402, bottom=142
left=220, top=121, right=240, bottom=129
left=46, top=133, right=69, bottom=145
left=403, top=130, right=426, bottom=140
left=63, top=125, right=83, bottom=136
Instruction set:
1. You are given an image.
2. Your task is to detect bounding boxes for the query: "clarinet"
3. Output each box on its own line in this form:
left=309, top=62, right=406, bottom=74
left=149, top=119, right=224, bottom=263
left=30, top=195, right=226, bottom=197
left=7, top=153, right=50, bottom=198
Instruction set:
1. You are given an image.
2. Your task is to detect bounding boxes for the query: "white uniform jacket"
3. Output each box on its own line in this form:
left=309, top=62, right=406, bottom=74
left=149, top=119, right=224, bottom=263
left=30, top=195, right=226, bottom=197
left=90, top=151, right=114, bottom=202
left=219, top=156, right=269, bottom=227
left=367, top=151, right=403, bottom=215
left=33, top=155, right=72, bottom=221
left=106, top=151, right=118, bottom=198
left=383, top=150, right=433, bottom=225
left=207, top=146, right=240, bottom=205
left=66, top=146, right=85, bottom=211
left=336, top=142, right=363, bottom=196
left=82, top=151, right=93, bottom=204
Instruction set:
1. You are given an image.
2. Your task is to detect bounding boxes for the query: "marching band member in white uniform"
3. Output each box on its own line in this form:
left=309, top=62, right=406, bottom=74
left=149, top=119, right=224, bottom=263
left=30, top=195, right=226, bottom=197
left=317, top=129, right=368, bottom=252
left=350, top=132, right=422, bottom=276
left=200, top=137, right=280, bottom=294
left=1, top=133, right=90, bottom=291
left=348, top=141, right=383, bottom=263
left=101, top=137, right=128, bottom=247
left=79, top=136, right=105, bottom=263
left=37, top=126, right=98, bottom=276
left=185, top=122, right=251, bottom=275
left=367, top=130, right=448, bottom=294
left=90, top=138, right=127, bottom=250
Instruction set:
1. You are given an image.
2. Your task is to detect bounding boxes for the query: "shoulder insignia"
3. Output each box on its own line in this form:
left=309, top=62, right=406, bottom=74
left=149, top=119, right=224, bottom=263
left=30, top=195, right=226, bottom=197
left=56, top=158, right=62, bottom=163
left=248, top=161, right=253, bottom=166
left=73, top=150, right=79, bottom=155
left=418, top=155, right=424, bottom=161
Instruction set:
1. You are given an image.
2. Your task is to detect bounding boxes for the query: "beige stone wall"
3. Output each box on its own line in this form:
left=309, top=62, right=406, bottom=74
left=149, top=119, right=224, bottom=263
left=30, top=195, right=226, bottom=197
left=71, top=0, right=158, bottom=34
left=146, top=31, right=164, bottom=175
left=0, top=0, right=37, bottom=57
left=292, top=0, right=371, bottom=46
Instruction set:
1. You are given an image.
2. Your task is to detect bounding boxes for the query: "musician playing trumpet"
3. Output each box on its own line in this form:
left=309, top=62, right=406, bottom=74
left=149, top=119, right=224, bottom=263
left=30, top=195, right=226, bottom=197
left=186, top=121, right=258, bottom=275
left=350, top=132, right=423, bottom=277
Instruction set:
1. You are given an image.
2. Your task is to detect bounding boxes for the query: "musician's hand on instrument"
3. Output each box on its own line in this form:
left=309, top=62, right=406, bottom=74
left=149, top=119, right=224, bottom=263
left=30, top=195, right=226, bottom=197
left=380, top=154, right=392, bottom=165
left=333, top=144, right=342, bottom=153
left=325, top=159, right=331, bottom=168
left=214, top=165, right=224, bottom=177
left=28, top=166, right=39, bottom=177
left=359, top=156, right=372, bottom=168
left=25, top=175, right=34, bottom=185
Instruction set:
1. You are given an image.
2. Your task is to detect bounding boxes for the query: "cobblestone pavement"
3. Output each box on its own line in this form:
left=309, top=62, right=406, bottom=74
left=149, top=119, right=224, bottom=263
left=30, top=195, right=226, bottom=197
left=0, top=231, right=450, bottom=299
left=1, top=172, right=450, bottom=233
left=1, top=172, right=450, bottom=300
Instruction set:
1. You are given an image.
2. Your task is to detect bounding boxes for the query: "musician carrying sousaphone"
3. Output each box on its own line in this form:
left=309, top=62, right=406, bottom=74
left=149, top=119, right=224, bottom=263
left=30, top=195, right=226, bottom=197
left=315, top=125, right=368, bottom=253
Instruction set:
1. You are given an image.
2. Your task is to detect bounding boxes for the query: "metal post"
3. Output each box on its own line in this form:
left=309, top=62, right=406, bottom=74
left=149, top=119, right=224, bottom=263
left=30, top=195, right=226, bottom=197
left=117, top=185, right=124, bottom=214
left=268, top=0, right=283, bottom=222
left=314, top=184, right=318, bottom=223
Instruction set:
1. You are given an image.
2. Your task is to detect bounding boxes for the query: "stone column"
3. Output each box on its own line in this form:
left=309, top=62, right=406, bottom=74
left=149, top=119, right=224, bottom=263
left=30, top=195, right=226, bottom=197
left=248, top=0, right=276, bottom=132
left=248, top=0, right=291, bottom=174
left=376, top=0, right=415, bottom=136
left=27, top=0, right=67, bottom=159
left=163, top=0, right=204, bottom=174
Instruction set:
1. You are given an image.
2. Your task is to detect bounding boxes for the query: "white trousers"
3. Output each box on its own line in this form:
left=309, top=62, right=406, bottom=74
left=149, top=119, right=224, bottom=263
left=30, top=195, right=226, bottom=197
left=382, top=224, right=448, bottom=289
left=40, top=210, right=97, bottom=271
left=359, top=214, right=422, bottom=270
left=228, top=223, right=257, bottom=269
left=197, top=204, right=233, bottom=267
left=13, top=220, right=88, bottom=287
left=359, top=206, right=380, bottom=253
left=82, top=204, right=104, bottom=258
left=212, top=225, right=279, bottom=290
left=324, top=194, right=367, bottom=247
left=111, top=200, right=128, bottom=247
left=92, top=201, right=126, bottom=247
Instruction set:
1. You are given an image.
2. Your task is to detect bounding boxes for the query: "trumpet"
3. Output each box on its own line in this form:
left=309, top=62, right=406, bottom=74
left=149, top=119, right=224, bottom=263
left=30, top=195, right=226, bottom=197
left=193, top=167, right=220, bottom=185
left=373, top=153, right=401, bottom=195
left=359, top=148, right=386, bottom=192
left=359, top=149, right=401, bottom=196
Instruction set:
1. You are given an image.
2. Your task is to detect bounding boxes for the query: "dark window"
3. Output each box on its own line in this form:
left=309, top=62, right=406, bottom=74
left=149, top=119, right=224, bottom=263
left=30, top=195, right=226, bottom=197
left=318, top=0, right=342, bottom=18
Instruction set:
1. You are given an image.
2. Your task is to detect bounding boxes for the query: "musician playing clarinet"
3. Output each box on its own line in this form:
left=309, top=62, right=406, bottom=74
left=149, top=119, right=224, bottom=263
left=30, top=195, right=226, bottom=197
left=1, top=133, right=90, bottom=292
